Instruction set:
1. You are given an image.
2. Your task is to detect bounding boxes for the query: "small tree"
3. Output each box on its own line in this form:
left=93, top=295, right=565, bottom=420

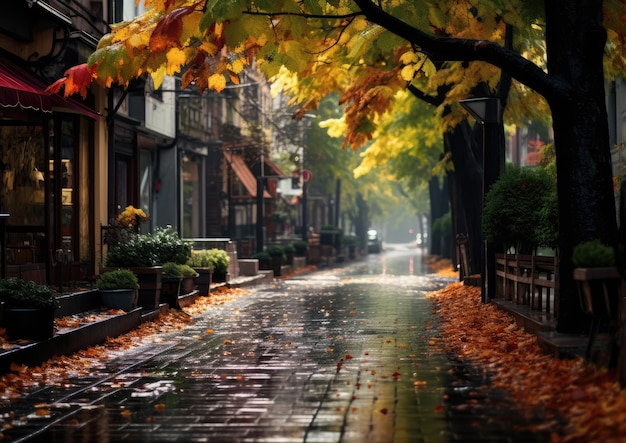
left=483, top=165, right=556, bottom=254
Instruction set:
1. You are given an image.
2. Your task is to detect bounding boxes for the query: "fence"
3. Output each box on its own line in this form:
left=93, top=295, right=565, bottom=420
left=494, top=253, right=559, bottom=317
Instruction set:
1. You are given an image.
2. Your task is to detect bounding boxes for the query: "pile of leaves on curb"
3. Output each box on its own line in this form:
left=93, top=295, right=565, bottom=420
left=0, top=286, right=249, bottom=402
left=428, top=280, right=626, bottom=442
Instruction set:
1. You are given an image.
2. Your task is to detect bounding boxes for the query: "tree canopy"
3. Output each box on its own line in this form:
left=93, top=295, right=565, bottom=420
left=48, top=0, right=626, bottom=333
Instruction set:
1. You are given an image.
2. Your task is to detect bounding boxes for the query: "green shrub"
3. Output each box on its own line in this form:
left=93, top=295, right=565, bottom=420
left=0, top=278, right=59, bottom=310
left=343, top=235, right=359, bottom=247
left=251, top=251, right=271, bottom=262
left=96, top=269, right=139, bottom=290
left=105, top=227, right=191, bottom=267
left=162, top=262, right=182, bottom=277
left=293, top=240, right=308, bottom=256
left=188, top=248, right=229, bottom=273
left=283, top=244, right=295, bottom=254
left=265, top=245, right=284, bottom=257
left=432, top=213, right=452, bottom=238
left=177, top=264, right=197, bottom=277
left=572, top=240, right=615, bottom=268
left=483, top=165, right=555, bottom=253
left=151, top=227, right=192, bottom=264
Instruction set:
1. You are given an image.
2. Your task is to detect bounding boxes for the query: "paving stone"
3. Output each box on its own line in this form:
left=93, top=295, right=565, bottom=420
left=0, top=249, right=555, bottom=442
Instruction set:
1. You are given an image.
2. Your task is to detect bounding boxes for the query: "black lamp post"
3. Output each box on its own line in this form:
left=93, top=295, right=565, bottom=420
left=459, top=97, right=503, bottom=303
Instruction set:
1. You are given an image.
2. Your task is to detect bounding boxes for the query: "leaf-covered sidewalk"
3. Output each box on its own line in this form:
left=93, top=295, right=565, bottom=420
left=428, top=281, right=626, bottom=443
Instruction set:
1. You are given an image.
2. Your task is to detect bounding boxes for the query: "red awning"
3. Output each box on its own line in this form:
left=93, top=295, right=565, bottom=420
left=224, top=152, right=271, bottom=198
left=0, top=56, right=99, bottom=120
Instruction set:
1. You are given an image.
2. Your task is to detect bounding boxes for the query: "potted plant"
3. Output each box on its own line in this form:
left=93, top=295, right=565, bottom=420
left=283, top=244, right=295, bottom=265
left=207, top=248, right=230, bottom=283
left=96, top=269, right=139, bottom=312
left=252, top=251, right=272, bottom=271
left=572, top=240, right=620, bottom=317
left=178, top=264, right=198, bottom=295
left=188, top=250, right=213, bottom=296
left=265, top=245, right=284, bottom=276
left=0, top=278, right=60, bottom=341
left=160, top=262, right=184, bottom=308
left=343, top=235, right=359, bottom=259
left=293, top=240, right=308, bottom=257
left=104, top=226, right=192, bottom=310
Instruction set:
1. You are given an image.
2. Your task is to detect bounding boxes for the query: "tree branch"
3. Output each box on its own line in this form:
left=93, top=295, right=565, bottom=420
left=353, top=0, right=569, bottom=102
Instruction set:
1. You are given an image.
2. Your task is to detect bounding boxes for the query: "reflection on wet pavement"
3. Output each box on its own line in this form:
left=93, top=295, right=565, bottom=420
left=4, top=245, right=550, bottom=442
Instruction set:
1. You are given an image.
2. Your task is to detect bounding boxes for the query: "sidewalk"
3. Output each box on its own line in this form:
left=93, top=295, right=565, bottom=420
left=0, top=271, right=274, bottom=374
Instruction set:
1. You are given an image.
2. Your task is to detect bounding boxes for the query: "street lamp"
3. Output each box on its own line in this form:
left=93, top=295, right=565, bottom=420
left=459, top=97, right=503, bottom=303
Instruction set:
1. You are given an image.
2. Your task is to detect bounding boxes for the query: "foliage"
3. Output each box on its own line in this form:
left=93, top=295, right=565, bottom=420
left=162, top=262, right=197, bottom=277
left=283, top=244, right=295, bottom=254
left=251, top=251, right=271, bottom=262
left=177, top=264, right=198, bottom=277
left=343, top=235, right=359, bottom=247
left=535, top=186, right=559, bottom=250
left=96, top=269, right=139, bottom=290
left=105, top=226, right=190, bottom=267
left=162, top=262, right=183, bottom=277
left=482, top=165, right=556, bottom=252
left=151, top=227, right=192, bottom=265
left=0, top=278, right=59, bottom=310
left=572, top=240, right=616, bottom=268
left=431, top=212, right=452, bottom=239
left=265, top=245, right=284, bottom=257
left=293, top=240, right=308, bottom=256
left=188, top=249, right=230, bottom=273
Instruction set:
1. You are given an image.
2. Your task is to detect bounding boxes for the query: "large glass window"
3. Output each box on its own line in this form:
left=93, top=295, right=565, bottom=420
left=0, top=125, right=46, bottom=226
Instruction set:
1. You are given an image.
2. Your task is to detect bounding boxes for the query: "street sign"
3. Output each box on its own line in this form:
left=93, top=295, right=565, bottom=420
left=302, top=169, right=313, bottom=184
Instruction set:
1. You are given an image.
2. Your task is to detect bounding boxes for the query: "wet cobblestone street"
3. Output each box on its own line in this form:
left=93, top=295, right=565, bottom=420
left=4, top=246, right=551, bottom=442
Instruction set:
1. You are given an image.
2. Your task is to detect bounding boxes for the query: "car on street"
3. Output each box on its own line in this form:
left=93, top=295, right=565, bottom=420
left=367, top=229, right=382, bottom=253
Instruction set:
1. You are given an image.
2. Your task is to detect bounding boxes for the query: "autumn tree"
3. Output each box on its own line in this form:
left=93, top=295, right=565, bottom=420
left=49, top=0, right=626, bottom=333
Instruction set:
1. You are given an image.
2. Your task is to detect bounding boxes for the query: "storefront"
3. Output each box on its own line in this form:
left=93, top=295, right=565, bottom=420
left=0, top=54, right=98, bottom=288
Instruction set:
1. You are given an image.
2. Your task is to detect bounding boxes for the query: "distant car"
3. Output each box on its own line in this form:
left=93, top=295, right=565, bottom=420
left=367, top=229, right=382, bottom=253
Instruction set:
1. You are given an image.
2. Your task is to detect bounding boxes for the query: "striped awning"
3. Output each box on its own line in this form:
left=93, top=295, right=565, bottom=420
left=0, top=55, right=99, bottom=119
left=224, top=152, right=271, bottom=198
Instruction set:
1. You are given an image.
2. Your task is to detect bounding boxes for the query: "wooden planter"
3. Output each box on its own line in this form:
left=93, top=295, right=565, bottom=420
left=573, top=267, right=621, bottom=317
left=195, top=268, right=212, bottom=296
left=160, top=276, right=182, bottom=308
left=181, top=274, right=198, bottom=295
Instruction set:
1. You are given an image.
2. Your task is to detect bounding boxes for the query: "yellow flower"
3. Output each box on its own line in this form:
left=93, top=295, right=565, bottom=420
left=118, top=205, right=149, bottom=228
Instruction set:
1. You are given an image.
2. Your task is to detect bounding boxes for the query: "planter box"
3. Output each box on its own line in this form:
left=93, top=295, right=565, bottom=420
left=574, top=267, right=621, bottom=317
left=101, top=266, right=162, bottom=310
left=2, top=307, right=56, bottom=341
left=160, top=277, right=182, bottom=308
left=195, top=268, right=212, bottom=296
left=100, top=288, right=136, bottom=312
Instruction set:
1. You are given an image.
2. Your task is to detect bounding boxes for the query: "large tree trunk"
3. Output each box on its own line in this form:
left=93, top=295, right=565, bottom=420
left=545, top=1, right=617, bottom=333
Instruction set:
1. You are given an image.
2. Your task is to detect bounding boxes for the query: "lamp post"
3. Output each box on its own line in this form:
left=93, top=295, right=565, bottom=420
left=459, top=97, right=503, bottom=303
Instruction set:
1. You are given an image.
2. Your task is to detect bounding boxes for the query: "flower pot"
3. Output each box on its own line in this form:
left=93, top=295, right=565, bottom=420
left=161, top=276, right=182, bottom=308
left=573, top=267, right=621, bottom=317
left=195, top=268, right=212, bottom=296
left=100, top=289, right=136, bottom=312
left=102, top=266, right=162, bottom=310
left=2, top=307, right=56, bottom=341
left=269, top=255, right=283, bottom=276
left=181, top=274, right=198, bottom=295
left=212, top=271, right=230, bottom=283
